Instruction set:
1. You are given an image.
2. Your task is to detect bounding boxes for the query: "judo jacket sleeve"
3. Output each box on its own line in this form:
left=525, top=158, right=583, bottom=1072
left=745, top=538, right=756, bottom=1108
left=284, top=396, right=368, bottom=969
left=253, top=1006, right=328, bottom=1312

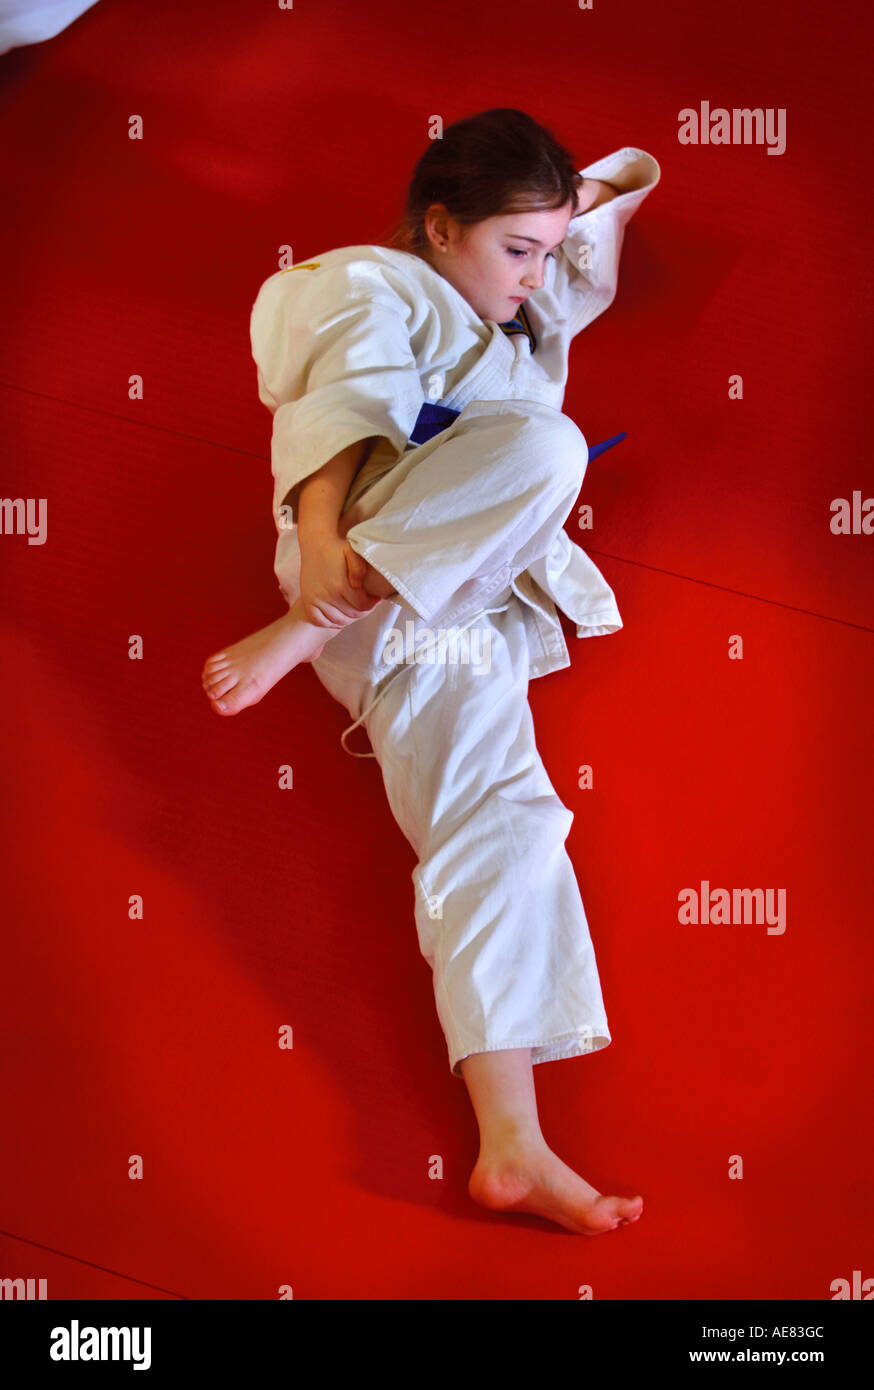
left=250, top=260, right=428, bottom=523
left=550, top=146, right=661, bottom=340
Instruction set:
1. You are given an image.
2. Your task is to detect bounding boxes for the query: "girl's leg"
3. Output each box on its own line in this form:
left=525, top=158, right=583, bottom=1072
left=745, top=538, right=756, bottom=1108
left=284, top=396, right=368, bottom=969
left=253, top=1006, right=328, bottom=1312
left=460, top=1049, right=643, bottom=1236
left=202, top=580, right=393, bottom=716
left=202, top=399, right=586, bottom=714
left=342, top=399, right=589, bottom=630
left=364, top=601, right=643, bottom=1236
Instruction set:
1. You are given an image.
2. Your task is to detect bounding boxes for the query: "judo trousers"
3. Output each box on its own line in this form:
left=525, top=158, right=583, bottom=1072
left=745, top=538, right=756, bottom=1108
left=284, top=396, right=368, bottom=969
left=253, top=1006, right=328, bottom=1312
left=274, top=399, right=612, bottom=1078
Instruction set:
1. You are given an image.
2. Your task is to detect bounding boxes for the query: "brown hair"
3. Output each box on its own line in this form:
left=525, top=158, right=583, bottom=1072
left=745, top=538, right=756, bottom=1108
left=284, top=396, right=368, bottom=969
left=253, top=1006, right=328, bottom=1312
left=378, top=108, right=584, bottom=259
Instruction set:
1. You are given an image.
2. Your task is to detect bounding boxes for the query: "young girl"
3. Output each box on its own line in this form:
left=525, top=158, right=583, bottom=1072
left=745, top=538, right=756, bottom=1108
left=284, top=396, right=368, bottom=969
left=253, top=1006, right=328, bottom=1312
left=202, top=108, right=660, bottom=1237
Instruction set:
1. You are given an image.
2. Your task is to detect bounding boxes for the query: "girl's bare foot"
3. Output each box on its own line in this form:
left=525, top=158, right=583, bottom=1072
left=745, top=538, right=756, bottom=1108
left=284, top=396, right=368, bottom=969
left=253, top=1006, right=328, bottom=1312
left=468, top=1138, right=644, bottom=1236
left=201, top=598, right=335, bottom=715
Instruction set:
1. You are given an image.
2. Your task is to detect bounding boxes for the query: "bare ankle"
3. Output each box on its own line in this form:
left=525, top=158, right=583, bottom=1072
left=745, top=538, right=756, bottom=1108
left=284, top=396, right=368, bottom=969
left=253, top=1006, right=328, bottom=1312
left=479, top=1121, right=545, bottom=1156
left=287, top=597, right=340, bottom=633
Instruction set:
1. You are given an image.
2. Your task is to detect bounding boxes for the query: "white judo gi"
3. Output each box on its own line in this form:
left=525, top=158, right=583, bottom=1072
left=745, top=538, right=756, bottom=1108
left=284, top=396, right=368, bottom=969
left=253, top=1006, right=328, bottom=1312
left=250, top=146, right=660, bottom=1077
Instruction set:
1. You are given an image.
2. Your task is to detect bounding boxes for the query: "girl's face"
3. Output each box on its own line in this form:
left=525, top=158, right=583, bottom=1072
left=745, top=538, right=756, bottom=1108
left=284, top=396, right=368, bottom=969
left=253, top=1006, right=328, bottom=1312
left=421, top=200, right=575, bottom=323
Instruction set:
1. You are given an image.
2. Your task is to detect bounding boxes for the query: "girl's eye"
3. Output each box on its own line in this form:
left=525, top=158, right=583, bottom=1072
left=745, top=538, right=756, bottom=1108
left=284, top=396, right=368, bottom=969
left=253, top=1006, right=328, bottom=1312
left=506, top=249, right=558, bottom=259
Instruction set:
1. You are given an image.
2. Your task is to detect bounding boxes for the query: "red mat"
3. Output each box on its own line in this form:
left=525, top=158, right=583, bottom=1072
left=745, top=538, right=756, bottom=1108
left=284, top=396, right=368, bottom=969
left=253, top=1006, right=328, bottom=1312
left=1, top=0, right=872, bottom=1299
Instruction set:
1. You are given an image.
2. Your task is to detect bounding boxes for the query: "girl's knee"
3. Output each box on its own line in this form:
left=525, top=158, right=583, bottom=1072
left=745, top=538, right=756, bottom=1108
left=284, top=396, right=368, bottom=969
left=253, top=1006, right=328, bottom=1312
left=507, top=403, right=588, bottom=496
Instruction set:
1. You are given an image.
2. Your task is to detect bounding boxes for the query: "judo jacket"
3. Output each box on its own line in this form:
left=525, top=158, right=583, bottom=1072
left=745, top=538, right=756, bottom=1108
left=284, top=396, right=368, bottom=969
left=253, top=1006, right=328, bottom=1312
left=249, top=146, right=660, bottom=681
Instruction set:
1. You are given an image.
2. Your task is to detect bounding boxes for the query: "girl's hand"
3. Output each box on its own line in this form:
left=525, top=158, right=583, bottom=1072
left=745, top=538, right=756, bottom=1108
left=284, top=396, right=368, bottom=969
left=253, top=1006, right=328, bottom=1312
left=298, top=528, right=381, bottom=629
left=573, top=177, right=618, bottom=216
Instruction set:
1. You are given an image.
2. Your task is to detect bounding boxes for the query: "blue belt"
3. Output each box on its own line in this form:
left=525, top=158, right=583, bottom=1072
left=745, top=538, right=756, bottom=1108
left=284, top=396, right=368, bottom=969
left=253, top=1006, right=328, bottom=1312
left=408, top=401, right=463, bottom=444
left=409, top=400, right=625, bottom=462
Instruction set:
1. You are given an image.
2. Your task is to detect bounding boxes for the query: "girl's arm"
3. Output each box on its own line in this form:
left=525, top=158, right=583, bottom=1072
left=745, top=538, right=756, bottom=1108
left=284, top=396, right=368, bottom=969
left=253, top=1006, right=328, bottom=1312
left=292, top=436, right=376, bottom=544
left=251, top=260, right=427, bottom=540
left=553, top=147, right=660, bottom=339
left=573, top=154, right=659, bottom=217
left=293, top=436, right=387, bottom=627
left=573, top=178, right=620, bottom=215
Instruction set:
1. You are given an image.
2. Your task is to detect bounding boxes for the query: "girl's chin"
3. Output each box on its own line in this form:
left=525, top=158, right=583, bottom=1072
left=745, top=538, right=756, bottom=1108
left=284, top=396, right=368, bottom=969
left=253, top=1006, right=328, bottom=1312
left=474, top=297, right=521, bottom=322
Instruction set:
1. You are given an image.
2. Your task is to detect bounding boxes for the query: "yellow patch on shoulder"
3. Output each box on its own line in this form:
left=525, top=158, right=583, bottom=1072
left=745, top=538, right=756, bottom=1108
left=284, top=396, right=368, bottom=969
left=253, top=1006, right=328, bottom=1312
left=279, top=261, right=321, bottom=274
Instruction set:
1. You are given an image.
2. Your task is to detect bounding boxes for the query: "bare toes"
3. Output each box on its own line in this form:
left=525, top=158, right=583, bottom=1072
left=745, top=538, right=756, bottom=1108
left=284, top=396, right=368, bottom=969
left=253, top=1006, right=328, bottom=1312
left=207, top=672, right=240, bottom=699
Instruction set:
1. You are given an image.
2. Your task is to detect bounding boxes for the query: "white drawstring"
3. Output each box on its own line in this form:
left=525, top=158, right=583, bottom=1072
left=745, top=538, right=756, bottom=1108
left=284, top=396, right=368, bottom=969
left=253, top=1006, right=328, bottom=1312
left=339, top=597, right=515, bottom=758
